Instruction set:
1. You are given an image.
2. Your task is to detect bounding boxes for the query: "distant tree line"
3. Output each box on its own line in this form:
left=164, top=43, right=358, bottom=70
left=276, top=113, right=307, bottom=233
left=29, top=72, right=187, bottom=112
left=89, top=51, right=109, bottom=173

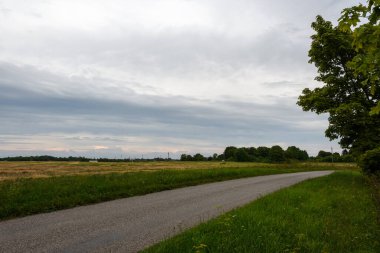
left=180, top=146, right=354, bottom=163
left=0, top=148, right=355, bottom=163
left=0, top=156, right=173, bottom=162
left=310, top=150, right=354, bottom=163
left=0, top=156, right=90, bottom=162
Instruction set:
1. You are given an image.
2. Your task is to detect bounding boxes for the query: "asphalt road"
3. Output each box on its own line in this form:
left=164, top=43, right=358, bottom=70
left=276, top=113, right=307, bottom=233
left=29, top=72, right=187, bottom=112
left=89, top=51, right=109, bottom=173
left=0, top=171, right=333, bottom=253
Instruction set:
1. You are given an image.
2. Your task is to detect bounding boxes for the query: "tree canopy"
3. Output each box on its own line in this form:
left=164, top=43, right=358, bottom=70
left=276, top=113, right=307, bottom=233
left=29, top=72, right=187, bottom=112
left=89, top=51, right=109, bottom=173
left=297, top=0, right=380, bottom=156
left=339, top=0, right=380, bottom=115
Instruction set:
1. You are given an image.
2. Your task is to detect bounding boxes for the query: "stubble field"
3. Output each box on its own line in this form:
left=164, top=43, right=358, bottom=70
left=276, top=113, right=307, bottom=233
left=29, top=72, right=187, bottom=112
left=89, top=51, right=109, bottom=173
left=0, top=160, right=358, bottom=181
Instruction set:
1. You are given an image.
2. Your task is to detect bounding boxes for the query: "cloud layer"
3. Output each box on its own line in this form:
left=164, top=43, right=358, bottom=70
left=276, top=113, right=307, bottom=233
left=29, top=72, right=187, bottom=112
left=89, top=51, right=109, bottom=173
left=0, top=0, right=362, bottom=157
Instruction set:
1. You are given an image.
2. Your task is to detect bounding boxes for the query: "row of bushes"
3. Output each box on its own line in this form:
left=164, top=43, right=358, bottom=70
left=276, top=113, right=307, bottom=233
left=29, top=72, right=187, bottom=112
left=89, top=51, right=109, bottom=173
left=310, top=150, right=355, bottom=163
left=223, top=146, right=308, bottom=162
left=181, top=145, right=380, bottom=174
left=181, top=146, right=354, bottom=163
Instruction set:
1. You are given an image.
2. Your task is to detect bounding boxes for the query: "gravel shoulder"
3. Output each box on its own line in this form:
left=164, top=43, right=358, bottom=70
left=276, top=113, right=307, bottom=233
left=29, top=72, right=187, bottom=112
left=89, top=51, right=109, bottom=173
left=0, top=171, right=333, bottom=253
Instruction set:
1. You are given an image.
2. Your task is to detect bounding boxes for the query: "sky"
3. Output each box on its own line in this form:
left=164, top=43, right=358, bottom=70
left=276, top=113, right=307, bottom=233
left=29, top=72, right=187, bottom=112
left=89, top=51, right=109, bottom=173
left=0, top=0, right=362, bottom=158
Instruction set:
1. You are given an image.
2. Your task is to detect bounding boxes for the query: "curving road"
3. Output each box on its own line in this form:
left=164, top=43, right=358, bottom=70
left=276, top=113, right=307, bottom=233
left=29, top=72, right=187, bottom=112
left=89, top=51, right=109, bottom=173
left=0, top=171, right=333, bottom=253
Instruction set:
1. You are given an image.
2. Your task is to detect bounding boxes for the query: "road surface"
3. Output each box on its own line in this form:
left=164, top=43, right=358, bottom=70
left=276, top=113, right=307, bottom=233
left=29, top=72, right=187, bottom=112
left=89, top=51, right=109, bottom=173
left=0, top=171, right=333, bottom=253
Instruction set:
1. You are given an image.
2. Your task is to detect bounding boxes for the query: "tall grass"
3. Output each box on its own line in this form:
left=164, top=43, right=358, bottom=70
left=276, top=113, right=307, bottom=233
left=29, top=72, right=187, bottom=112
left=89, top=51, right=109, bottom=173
left=144, top=171, right=380, bottom=253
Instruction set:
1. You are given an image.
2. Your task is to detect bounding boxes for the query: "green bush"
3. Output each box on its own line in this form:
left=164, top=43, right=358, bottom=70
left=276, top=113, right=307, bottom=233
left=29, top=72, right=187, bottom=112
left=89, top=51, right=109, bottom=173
left=359, top=147, right=380, bottom=174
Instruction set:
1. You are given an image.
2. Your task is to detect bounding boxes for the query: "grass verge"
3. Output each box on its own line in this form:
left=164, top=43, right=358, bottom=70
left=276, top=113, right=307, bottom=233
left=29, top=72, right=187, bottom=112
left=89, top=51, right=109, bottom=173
left=143, top=171, right=380, bottom=253
left=366, top=173, right=380, bottom=224
left=0, top=166, right=320, bottom=220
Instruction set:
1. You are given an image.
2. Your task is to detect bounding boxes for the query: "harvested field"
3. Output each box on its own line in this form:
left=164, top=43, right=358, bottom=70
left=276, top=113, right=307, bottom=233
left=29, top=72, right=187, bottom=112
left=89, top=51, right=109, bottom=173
left=0, top=161, right=358, bottom=181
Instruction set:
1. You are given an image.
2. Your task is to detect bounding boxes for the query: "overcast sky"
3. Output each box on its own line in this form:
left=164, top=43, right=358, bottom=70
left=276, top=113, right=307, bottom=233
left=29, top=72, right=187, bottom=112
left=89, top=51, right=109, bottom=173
left=0, top=0, right=362, bottom=158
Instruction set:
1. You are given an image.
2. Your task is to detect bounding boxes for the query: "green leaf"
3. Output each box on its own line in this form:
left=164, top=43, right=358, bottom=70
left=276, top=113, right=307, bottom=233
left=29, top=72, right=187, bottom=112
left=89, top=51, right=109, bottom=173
left=370, top=83, right=377, bottom=96
left=370, top=102, right=380, bottom=115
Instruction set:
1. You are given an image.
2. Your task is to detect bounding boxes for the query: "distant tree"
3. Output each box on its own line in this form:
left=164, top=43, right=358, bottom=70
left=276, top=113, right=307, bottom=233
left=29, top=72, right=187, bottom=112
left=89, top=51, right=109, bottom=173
left=256, top=146, right=270, bottom=160
left=180, top=154, right=187, bottom=161
left=300, top=150, right=309, bottom=161
left=285, top=146, right=309, bottom=161
left=235, top=148, right=251, bottom=162
left=217, top=154, right=225, bottom=161
left=333, top=152, right=341, bottom=160
left=224, top=146, right=238, bottom=161
left=180, top=154, right=194, bottom=161
left=315, top=150, right=344, bottom=162
left=269, top=145, right=286, bottom=163
left=193, top=153, right=205, bottom=161
left=317, top=150, right=332, bottom=158
left=246, top=147, right=257, bottom=161
left=341, top=154, right=355, bottom=162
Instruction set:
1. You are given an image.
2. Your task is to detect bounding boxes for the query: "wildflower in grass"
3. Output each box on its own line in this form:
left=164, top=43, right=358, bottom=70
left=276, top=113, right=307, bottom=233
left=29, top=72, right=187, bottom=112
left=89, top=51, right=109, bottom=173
left=193, top=243, right=208, bottom=253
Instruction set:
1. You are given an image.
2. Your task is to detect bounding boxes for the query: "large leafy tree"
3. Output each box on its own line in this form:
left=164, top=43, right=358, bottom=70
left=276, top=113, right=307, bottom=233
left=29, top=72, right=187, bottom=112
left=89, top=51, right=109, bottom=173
left=297, top=0, right=380, bottom=156
left=339, top=0, right=380, bottom=114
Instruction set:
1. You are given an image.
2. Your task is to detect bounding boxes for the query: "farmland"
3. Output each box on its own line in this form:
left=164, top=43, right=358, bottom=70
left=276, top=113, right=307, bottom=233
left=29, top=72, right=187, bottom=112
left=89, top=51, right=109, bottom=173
left=0, top=161, right=356, bottom=220
left=0, top=161, right=357, bottom=181
left=1, top=161, right=379, bottom=252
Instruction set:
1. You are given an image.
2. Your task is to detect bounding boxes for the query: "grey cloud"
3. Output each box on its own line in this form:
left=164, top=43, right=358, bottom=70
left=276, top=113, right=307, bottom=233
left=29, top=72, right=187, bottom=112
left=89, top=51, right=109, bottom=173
left=0, top=68, right=216, bottom=131
left=0, top=62, right=332, bottom=157
left=0, top=63, right=141, bottom=97
left=25, top=24, right=309, bottom=76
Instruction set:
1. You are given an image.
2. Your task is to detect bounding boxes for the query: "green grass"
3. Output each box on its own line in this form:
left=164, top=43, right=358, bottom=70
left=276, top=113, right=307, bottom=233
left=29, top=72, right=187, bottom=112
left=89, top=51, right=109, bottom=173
left=144, top=171, right=380, bottom=253
left=0, top=163, right=352, bottom=220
